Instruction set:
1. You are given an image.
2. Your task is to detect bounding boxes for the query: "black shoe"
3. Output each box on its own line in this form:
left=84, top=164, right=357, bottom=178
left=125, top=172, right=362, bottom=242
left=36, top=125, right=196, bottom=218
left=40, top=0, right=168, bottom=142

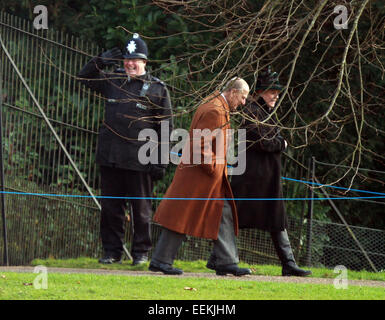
left=282, top=263, right=312, bottom=277
left=98, top=255, right=122, bottom=264
left=214, top=264, right=252, bottom=276
left=149, top=262, right=183, bottom=275
left=132, top=255, right=148, bottom=266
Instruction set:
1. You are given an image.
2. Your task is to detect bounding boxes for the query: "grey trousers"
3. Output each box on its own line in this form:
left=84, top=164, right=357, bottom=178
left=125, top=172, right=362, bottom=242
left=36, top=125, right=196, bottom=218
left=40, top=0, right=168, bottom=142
left=151, top=200, right=239, bottom=267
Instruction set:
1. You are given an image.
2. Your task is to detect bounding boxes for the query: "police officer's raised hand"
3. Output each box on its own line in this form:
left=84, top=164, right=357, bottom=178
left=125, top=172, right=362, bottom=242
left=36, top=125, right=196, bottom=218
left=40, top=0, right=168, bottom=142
left=100, top=47, right=122, bottom=66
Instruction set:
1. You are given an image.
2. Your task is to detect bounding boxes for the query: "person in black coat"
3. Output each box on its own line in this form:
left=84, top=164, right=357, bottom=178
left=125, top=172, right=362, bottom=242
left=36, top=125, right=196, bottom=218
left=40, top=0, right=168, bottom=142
left=231, top=67, right=311, bottom=276
left=78, top=33, right=173, bottom=265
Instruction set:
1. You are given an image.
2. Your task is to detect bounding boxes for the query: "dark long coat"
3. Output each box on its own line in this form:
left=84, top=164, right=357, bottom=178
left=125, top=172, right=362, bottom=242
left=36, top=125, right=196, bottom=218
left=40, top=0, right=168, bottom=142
left=153, top=92, right=238, bottom=240
left=231, top=97, right=288, bottom=232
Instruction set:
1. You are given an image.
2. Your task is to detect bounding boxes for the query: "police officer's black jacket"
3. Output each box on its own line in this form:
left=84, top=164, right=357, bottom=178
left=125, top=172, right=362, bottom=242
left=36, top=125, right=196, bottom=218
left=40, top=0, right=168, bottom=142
left=78, top=57, right=173, bottom=172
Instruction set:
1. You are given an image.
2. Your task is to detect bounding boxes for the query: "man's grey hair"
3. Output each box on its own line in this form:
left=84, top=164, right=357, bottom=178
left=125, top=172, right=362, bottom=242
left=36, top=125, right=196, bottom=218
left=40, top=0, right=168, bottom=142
left=222, top=77, right=249, bottom=93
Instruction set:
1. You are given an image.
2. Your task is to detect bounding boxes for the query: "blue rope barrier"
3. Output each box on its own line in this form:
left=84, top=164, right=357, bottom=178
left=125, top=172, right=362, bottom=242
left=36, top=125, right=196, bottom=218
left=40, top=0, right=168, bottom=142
left=0, top=190, right=384, bottom=201
left=281, top=177, right=385, bottom=196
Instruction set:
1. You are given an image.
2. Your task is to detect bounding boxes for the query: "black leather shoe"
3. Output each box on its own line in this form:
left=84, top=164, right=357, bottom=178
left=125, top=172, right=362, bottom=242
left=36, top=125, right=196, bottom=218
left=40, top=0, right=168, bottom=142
left=215, top=264, right=252, bottom=276
left=98, top=256, right=122, bottom=264
left=149, top=262, right=183, bottom=275
left=282, top=263, right=312, bottom=277
left=132, top=255, right=148, bottom=266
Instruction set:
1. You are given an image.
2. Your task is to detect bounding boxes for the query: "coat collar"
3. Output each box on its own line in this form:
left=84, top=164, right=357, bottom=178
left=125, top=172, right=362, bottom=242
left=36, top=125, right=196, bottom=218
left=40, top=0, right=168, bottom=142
left=216, top=91, right=230, bottom=111
left=201, top=91, right=231, bottom=123
left=215, top=91, right=231, bottom=122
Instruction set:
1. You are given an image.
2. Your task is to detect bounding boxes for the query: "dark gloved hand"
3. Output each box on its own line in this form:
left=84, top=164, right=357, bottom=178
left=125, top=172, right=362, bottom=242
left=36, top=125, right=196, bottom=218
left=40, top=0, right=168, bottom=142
left=150, top=165, right=166, bottom=181
left=100, top=47, right=122, bottom=66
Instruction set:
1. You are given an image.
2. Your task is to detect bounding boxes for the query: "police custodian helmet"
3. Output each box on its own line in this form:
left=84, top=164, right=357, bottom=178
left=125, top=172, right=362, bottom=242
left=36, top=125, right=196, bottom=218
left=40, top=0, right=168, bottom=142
left=122, top=33, right=148, bottom=60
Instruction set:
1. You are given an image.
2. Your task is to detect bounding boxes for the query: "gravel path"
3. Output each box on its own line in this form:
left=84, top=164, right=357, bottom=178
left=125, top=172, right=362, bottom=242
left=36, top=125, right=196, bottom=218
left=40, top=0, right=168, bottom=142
left=1, top=266, right=384, bottom=288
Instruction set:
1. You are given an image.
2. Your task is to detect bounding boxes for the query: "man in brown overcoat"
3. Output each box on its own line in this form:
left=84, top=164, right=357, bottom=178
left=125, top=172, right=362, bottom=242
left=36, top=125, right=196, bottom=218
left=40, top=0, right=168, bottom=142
left=149, top=78, right=252, bottom=276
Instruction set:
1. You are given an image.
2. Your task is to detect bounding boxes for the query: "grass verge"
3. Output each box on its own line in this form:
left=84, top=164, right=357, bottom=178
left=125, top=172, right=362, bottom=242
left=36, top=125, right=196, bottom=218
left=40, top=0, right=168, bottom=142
left=1, top=257, right=383, bottom=300
left=1, top=271, right=384, bottom=300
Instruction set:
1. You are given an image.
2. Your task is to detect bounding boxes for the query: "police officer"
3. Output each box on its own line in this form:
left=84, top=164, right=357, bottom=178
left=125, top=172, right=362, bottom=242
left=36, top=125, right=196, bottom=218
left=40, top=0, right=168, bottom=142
left=78, top=33, right=173, bottom=265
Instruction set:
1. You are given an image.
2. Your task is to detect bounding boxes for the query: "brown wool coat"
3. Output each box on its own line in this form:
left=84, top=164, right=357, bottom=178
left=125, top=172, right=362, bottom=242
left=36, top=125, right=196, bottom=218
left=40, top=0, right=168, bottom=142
left=153, top=91, right=238, bottom=240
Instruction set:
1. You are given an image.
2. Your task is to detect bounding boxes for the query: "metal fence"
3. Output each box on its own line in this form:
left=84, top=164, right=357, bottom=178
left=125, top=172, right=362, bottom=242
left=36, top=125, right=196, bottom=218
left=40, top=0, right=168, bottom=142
left=0, top=12, right=103, bottom=265
left=0, top=12, right=384, bottom=272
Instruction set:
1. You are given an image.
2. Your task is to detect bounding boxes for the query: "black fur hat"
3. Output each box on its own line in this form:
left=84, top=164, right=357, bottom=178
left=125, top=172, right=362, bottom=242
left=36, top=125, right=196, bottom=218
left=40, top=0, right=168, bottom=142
left=256, top=66, right=283, bottom=91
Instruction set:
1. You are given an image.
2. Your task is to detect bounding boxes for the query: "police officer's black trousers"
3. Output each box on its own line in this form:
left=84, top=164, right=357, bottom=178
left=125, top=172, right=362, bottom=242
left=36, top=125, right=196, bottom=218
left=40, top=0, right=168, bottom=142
left=100, top=166, right=153, bottom=259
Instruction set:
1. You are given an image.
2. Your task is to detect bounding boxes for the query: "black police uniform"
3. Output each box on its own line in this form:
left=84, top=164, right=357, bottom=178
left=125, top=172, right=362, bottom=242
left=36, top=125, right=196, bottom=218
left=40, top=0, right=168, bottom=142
left=78, top=48, right=172, bottom=262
